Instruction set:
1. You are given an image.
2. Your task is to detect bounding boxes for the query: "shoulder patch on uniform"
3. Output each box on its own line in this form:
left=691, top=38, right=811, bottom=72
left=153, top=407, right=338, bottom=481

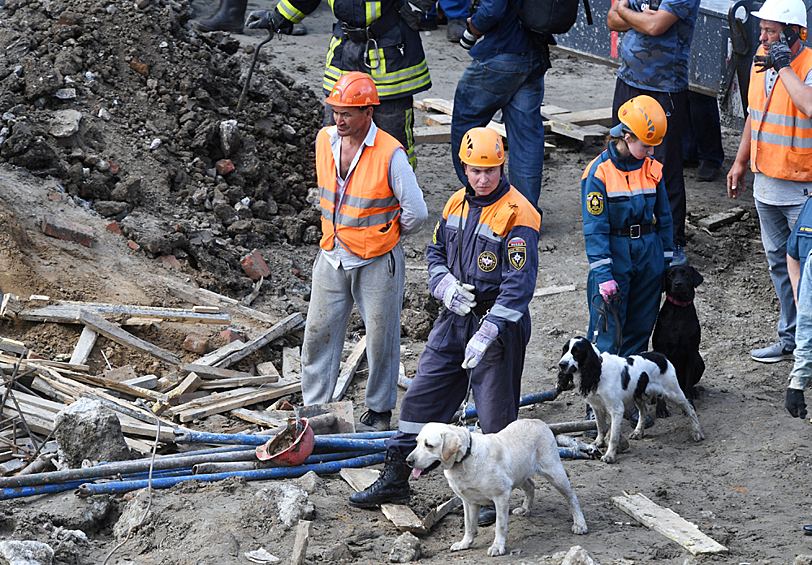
left=478, top=251, right=498, bottom=272
left=509, top=247, right=526, bottom=270
left=586, top=192, right=604, bottom=215
left=799, top=225, right=812, bottom=234
left=432, top=221, right=440, bottom=244
left=507, top=237, right=526, bottom=248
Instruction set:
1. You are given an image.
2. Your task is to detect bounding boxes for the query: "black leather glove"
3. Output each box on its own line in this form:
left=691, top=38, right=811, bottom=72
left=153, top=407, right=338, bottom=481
left=246, top=9, right=292, bottom=33
left=786, top=388, right=807, bottom=419
left=755, top=30, right=793, bottom=73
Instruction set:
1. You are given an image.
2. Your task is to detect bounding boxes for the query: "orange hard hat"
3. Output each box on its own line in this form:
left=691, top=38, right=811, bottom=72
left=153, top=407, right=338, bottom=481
left=325, top=72, right=380, bottom=107
left=615, top=95, right=667, bottom=146
left=458, top=127, right=505, bottom=167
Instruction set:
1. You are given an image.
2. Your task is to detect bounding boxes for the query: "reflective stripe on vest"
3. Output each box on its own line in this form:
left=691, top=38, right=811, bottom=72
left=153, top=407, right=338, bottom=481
left=278, top=0, right=307, bottom=23
left=315, top=127, right=403, bottom=259
left=749, top=46, right=812, bottom=182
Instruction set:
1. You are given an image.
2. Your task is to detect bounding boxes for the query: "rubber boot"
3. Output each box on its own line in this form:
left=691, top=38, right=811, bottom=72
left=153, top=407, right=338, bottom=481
left=195, top=0, right=248, bottom=33
left=348, top=449, right=411, bottom=508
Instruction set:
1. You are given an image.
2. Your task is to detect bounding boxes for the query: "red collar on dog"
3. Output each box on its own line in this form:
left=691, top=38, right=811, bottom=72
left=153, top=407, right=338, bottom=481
left=666, top=294, right=692, bottom=307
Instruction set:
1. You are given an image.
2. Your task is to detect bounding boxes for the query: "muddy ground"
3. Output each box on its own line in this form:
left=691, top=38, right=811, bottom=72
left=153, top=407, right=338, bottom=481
left=0, top=0, right=810, bottom=563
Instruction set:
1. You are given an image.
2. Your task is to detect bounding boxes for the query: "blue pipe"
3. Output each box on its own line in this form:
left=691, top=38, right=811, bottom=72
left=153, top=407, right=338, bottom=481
left=174, top=430, right=388, bottom=451
left=461, top=388, right=560, bottom=419
left=76, top=452, right=386, bottom=497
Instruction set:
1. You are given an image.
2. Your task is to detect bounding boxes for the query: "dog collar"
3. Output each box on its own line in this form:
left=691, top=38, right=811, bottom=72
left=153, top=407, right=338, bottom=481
left=666, top=294, right=692, bottom=307
left=457, top=430, right=473, bottom=465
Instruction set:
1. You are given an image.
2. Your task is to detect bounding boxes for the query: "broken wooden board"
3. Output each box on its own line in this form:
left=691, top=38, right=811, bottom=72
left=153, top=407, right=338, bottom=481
left=340, top=468, right=426, bottom=533
left=165, top=280, right=278, bottom=325
left=256, top=361, right=280, bottom=378
left=282, top=346, right=301, bottom=379
left=332, top=336, right=367, bottom=402
left=533, top=284, right=577, bottom=298
left=78, top=310, right=182, bottom=366
left=197, top=375, right=279, bottom=390
left=546, top=119, right=606, bottom=143
left=68, top=371, right=169, bottom=402
left=173, top=379, right=302, bottom=422
left=180, top=363, right=261, bottom=381
left=295, top=401, right=355, bottom=434
left=0, top=338, right=27, bottom=356
left=17, top=301, right=231, bottom=325
left=414, top=125, right=450, bottom=144
left=539, top=103, right=570, bottom=116
left=213, top=313, right=305, bottom=369
left=551, top=107, right=613, bottom=127
left=612, top=491, right=728, bottom=555
left=698, top=207, right=745, bottom=231
left=422, top=496, right=462, bottom=531
left=423, top=113, right=451, bottom=127
left=69, top=327, right=98, bottom=366
left=230, top=408, right=291, bottom=427
left=195, top=340, right=246, bottom=367
left=291, top=520, right=312, bottom=565
left=103, top=365, right=138, bottom=383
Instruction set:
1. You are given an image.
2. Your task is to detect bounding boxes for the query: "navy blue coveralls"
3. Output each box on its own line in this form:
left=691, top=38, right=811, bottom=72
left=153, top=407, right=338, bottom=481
left=386, top=176, right=540, bottom=455
left=582, top=141, right=673, bottom=356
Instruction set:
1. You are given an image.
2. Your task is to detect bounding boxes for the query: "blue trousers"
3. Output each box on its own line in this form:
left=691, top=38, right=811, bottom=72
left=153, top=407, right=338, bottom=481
left=755, top=199, right=804, bottom=350
left=790, top=249, right=812, bottom=390
left=386, top=309, right=530, bottom=456
left=682, top=91, right=724, bottom=168
left=451, top=51, right=546, bottom=211
left=587, top=233, right=665, bottom=356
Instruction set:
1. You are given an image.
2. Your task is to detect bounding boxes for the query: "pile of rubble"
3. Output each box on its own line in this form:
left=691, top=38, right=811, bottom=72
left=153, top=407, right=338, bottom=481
left=0, top=0, right=323, bottom=294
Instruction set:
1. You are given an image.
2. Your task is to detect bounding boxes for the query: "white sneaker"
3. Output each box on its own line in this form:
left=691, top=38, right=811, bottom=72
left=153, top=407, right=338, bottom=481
left=750, top=341, right=794, bottom=363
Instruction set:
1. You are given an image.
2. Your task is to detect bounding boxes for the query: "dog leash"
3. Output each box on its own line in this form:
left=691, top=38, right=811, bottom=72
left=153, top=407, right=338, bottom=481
left=590, top=294, right=623, bottom=352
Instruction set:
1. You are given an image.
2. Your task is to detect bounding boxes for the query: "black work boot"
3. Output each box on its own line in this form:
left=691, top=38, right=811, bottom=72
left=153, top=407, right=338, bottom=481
left=357, top=409, right=392, bottom=433
left=195, top=0, right=248, bottom=33
left=348, top=449, right=410, bottom=507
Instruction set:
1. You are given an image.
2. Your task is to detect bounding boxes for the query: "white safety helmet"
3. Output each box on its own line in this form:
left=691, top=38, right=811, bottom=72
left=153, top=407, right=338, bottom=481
left=751, top=0, right=808, bottom=28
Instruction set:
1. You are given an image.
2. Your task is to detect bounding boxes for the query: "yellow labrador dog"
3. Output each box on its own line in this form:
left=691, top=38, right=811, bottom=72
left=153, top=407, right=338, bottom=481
left=406, top=420, right=587, bottom=557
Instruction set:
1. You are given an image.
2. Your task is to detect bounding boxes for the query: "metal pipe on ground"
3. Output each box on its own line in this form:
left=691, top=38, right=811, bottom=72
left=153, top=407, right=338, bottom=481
left=174, top=430, right=387, bottom=452
left=75, top=452, right=387, bottom=498
left=456, top=388, right=561, bottom=420
left=193, top=449, right=380, bottom=474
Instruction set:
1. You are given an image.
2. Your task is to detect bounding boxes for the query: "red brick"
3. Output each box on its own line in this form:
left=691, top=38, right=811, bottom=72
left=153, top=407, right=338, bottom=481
left=215, top=159, right=234, bottom=176
left=106, top=221, right=123, bottom=235
left=47, top=192, right=63, bottom=202
left=160, top=255, right=182, bottom=270
left=127, top=240, right=140, bottom=250
left=220, top=329, right=243, bottom=343
left=240, top=250, right=270, bottom=281
left=183, top=333, right=209, bottom=354
left=42, top=215, right=95, bottom=247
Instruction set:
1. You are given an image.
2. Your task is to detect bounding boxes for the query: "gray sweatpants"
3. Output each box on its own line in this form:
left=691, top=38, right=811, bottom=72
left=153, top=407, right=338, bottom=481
left=301, top=243, right=405, bottom=412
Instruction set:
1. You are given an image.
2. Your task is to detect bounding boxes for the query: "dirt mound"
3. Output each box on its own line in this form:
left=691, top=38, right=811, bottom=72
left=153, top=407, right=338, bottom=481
left=0, top=0, right=322, bottom=293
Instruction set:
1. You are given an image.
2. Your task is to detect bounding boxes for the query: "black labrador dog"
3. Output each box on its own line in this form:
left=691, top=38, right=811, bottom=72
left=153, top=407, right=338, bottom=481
left=652, top=264, right=705, bottom=409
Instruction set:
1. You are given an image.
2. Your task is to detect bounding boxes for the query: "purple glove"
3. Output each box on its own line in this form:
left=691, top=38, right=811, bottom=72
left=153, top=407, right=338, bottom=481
left=433, top=273, right=477, bottom=316
left=599, top=280, right=619, bottom=302
left=462, top=319, right=498, bottom=369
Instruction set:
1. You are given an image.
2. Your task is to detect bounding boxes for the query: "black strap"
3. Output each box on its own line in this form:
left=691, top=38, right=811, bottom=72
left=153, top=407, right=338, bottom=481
left=582, top=0, right=593, bottom=25
left=608, top=224, right=655, bottom=238
left=341, top=5, right=400, bottom=41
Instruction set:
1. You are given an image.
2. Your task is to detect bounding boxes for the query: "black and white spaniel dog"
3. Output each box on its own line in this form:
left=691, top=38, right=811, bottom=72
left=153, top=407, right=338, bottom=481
left=557, top=337, right=705, bottom=463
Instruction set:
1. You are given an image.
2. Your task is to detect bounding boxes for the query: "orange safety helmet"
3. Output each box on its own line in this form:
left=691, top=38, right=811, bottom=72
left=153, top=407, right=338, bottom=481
left=615, top=95, right=667, bottom=146
left=325, top=72, right=380, bottom=107
left=458, top=127, right=505, bottom=167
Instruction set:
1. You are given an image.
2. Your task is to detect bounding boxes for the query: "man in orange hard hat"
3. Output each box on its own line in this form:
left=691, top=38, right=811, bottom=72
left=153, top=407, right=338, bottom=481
left=301, top=72, right=427, bottom=433
left=349, top=127, right=540, bottom=518
left=727, top=0, right=812, bottom=366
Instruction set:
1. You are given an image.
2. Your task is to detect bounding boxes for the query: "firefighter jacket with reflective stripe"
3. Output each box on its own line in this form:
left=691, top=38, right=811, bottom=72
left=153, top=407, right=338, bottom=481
left=316, top=126, right=403, bottom=259
left=581, top=142, right=674, bottom=285
left=748, top=46, right=812, bottom=182
left=426, top=178, right=540, bottom=334
left=274, top=0, right=431, bottom=99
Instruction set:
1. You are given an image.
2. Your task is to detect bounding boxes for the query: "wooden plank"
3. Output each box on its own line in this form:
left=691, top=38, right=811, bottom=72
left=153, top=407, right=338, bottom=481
left=414, top=125, right=450, bottom=144
left=195, top=339, right=245, bottom=367
left=332, top=336, right=367, bottom=402
left=103, top=365, right=138, bottom=383
left=546, top=119, right=606, bottom=143
left=282, top=346, right=301, bottom=379
left=214, top=313, right=305, bottom=369
left=79, top=310, right=182, bottom=366
left=69, top=327, right=98, bottom=366
left=180, top=363, right=260, bottom=381
left=198, top=375, right=279, bottom=390
left=340, top=468, right=426, bottom=533
left=230, top=408, right=290, bottom=427
left=256, top=361, right=280, bottom=378
left=122, top=375, right=158, bottom=389
left=68, top=371, right=169, bottom=402
left=554, top=107, right=613, bottom=127
left=413, top=99, right=428, bottom=111
left=422, top=496, right=462, bottom=531
left=170, top=372, right=202, bottom=397
left=533, top=284, right=578, bottom=298
left=539, top=104, right=570, bottom=116
left=22, top=359, right=89, bottom=373
left=19, top=302, right=230, bottom=325
left=423, top=113, right=452, bottom=126
left=165, top=281, right=278, bottom=326
left=291, top=520, right=312, bottom=565
left=422, top=98, right=453, bottom=115
left=698, top=207, right=745, bottom=231
left=175, top=380, right=302, bottom=422
left=0, top=338, right=27, bottom=356
left=612, top=492, right=728, bottom=555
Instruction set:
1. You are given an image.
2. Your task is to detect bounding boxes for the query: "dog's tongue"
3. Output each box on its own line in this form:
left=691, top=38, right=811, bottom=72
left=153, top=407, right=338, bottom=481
left=412, top=468, right=423, bottom=479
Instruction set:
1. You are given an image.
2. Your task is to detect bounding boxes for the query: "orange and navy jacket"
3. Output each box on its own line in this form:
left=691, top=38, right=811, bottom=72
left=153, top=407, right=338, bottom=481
left=316, top=126, right=402, bottom=259
left=427, top=177, right=541, bottom=333
left=581, top=142, right=673, bottom=284
left=748, top=45, right=812, bottom=182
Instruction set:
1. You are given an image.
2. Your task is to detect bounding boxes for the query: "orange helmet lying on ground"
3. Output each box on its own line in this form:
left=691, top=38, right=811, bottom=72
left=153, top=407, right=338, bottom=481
left=459, top=127, right=505, bottom=167
left=325, top=72, right=380, bottom=107
left=614, top=95, right=667, bottom=146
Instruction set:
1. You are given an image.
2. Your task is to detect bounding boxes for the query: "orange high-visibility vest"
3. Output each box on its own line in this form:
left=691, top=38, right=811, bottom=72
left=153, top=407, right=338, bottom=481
left=749, top=46, right=812, bottom=182
left=316, top=126, right=402, bottom=259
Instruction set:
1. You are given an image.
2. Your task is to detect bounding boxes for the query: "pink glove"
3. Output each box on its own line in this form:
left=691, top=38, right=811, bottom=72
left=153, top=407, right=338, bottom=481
left=462, top=319, right=499, bottom=369
left=598, top=280, right=619, bottom=302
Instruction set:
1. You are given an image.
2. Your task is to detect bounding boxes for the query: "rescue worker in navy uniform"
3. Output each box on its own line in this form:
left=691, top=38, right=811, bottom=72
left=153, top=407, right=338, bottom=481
left=348, top=127, right=541, bottom=520
left=582, top=95, right=674, bottom=356
left=244, top=0, right=432, bottom=168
